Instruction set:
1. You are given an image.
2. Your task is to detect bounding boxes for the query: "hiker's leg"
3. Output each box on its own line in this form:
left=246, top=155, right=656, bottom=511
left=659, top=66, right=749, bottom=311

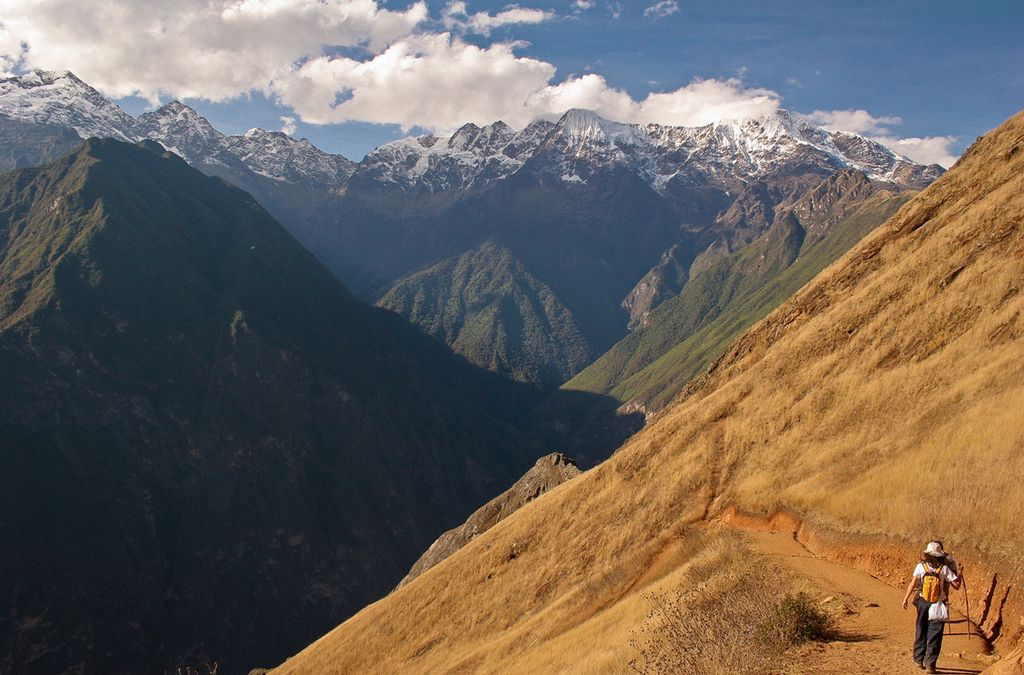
left=913, top=598, right=929, bottom=664
left=924, top=619, right=945, bottom=667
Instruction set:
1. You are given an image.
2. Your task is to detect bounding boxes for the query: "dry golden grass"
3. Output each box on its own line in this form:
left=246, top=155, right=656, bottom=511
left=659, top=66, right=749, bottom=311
left=274, top=110, right=1024, bottom=674
left=628, top=532, right=832, bottom=675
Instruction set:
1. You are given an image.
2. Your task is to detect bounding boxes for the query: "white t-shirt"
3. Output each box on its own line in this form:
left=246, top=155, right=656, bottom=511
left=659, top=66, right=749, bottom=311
left=913, top=562, right=958, bottom=602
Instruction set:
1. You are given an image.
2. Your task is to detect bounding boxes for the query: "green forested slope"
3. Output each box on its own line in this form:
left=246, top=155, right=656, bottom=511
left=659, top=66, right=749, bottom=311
left=378, top=240, right=594, bottom=388
left=565, top=187, right=911, bottom=410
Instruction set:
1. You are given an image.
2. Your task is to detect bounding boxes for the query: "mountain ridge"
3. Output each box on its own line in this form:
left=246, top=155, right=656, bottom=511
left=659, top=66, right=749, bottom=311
left=0, top=137, right=542, bottom=674
left=0, top=70, right=941, bottom=193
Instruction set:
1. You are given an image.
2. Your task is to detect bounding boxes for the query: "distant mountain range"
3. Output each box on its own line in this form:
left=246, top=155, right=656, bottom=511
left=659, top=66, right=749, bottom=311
left=0, top=70, right=944, bottom=389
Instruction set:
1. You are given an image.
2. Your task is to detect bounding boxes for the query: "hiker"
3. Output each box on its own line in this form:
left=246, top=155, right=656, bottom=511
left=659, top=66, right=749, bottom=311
left=901, top=541, right=961, bottom=673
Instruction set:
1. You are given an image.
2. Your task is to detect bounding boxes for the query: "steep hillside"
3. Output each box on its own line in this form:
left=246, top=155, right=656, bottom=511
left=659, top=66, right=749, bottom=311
left=566, top=171, right=912, bottom=410
left=0, top=140, right=539, bottom=674
left=377, top=240, right=595, bottom=387
left=273, top=110, right=1024, bottom=674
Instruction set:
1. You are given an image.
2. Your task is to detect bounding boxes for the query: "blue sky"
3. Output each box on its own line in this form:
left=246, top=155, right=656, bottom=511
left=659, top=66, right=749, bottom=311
left=4, top=0, right=1021, bottom=163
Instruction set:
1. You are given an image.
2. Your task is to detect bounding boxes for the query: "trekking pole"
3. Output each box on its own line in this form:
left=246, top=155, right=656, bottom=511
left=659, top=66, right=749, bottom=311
left=963, top=567, right=971, bottom=639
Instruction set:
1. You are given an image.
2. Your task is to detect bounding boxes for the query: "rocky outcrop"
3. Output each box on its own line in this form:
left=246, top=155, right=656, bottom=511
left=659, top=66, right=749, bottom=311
left=622, top=244, right=690, bottom=329
left=398, top=453, right=581, bottom=587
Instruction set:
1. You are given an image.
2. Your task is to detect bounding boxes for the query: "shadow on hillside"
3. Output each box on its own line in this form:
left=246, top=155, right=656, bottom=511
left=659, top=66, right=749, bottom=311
left=526, top=388, right=646, bottom=469
left=372, top=307, right=646, bottom=470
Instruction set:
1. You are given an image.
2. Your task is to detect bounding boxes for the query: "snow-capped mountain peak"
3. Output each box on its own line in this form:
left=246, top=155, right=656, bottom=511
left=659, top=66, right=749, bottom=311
left=0, top=71, right=940, bottom=197
left=559, top=108, right=643, bottom=146
left=0, top=71, right=356, bottom=189
left=0, top=69, right=136, bottom=141
left=358, top=107, right=941, bottom=194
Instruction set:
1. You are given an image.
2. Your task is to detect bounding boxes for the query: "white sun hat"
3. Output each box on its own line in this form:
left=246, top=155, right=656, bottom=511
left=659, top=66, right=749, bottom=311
left=924, top=541, right=946, bottom=557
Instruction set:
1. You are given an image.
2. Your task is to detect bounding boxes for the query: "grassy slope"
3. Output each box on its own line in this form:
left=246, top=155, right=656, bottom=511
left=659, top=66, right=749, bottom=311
left=565, top=190, right=910, bottom=411
left=273, top=110, right=1024, bottom=674
left=377, top=240, right=594, bottom=388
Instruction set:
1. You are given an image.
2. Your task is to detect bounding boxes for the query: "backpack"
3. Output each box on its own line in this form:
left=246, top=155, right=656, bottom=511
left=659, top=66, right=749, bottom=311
left=920, top=565, right=945, bottom=603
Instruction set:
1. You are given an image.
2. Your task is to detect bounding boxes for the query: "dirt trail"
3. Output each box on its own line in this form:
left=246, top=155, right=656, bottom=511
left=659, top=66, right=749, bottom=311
left=743, top=530, right=991, bottom=674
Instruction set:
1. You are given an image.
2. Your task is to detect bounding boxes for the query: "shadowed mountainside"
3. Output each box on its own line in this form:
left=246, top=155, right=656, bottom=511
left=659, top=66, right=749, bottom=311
left=0, top=139, right=549, bottom=674
left=398, top=452, right=581, bottom=588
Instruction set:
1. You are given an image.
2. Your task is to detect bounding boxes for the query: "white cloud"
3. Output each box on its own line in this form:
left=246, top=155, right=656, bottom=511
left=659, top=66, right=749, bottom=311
left=0, top=0, right=428, bottom=102
left=805, top=109, right=902, bottom=136
left=806, top=108, right=958, bottom=167
left=573, top=0, right=596, bottom=10
left=644, top=1, right=679, bottom=19
left=608, top=3, right=623, bottom=19
left=273, top=33, right=557, bottom=130
left=442, top=2, right=555, bottom=36
left=872, top=135, right=959, bottom=168
left=270, top=32, right=781, bottom=132
left=529, top=74, right=780, bottom=127
left=280, top=115, right=297, bottom=135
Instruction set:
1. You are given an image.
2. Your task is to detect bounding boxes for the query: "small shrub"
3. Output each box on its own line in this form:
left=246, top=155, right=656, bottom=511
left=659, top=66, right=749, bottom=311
left=629, top=536, right=835, bottom=674
left=760, top=591, right=835, bottom=647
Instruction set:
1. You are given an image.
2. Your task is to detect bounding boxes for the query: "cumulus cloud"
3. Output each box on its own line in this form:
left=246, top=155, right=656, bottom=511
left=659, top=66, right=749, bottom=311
left=806, top=108, right=958, bottom=167
left=871, top=135, right=959, bottom=168
left=644, top=1, right=680, bottom=19
left=273, top=35, right=780, bottom=132
left=529, top=74, right=779, bottom=127
left=442, top=1, right=555, bottom=35
left=280, top=115, right=297, bottom=135
left=805, top=109, right=902, bottom=136
left=274, top=34, right=557, bottom=130
left=0, top=0, right=428, bottom=102
left=573, top=0, right=596, bottom=10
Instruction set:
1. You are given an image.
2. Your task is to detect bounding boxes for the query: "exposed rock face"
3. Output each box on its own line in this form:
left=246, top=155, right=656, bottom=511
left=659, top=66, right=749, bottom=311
left=0, top=115, right=82, bottom=171
left=622, top=244, right=689, bottom=330
left=398, top=453, right=581, bottom=587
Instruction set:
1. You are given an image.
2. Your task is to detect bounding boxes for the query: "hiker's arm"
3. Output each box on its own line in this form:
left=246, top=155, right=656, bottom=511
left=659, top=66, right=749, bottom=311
left=949, top=566, right=962, bottom=590
left=901, top=578, right=918, bottom=610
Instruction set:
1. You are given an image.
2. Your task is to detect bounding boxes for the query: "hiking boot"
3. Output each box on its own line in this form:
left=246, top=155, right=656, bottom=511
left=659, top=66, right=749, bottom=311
left=914, top=662, right=924, bottom=670
left=926, top=665, right=938, bottom=674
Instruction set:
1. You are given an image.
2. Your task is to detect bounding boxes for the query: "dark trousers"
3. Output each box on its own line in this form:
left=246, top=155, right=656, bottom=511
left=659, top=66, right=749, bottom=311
left=914, top=597, right=945, bottom=666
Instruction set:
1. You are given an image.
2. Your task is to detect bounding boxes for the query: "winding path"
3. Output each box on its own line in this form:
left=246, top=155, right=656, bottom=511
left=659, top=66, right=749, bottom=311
left=745, top=530, right=991, bottom=674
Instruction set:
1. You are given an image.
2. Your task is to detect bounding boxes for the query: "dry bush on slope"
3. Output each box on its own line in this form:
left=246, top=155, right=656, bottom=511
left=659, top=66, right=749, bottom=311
left=629, top=534, right=833, bottom=675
